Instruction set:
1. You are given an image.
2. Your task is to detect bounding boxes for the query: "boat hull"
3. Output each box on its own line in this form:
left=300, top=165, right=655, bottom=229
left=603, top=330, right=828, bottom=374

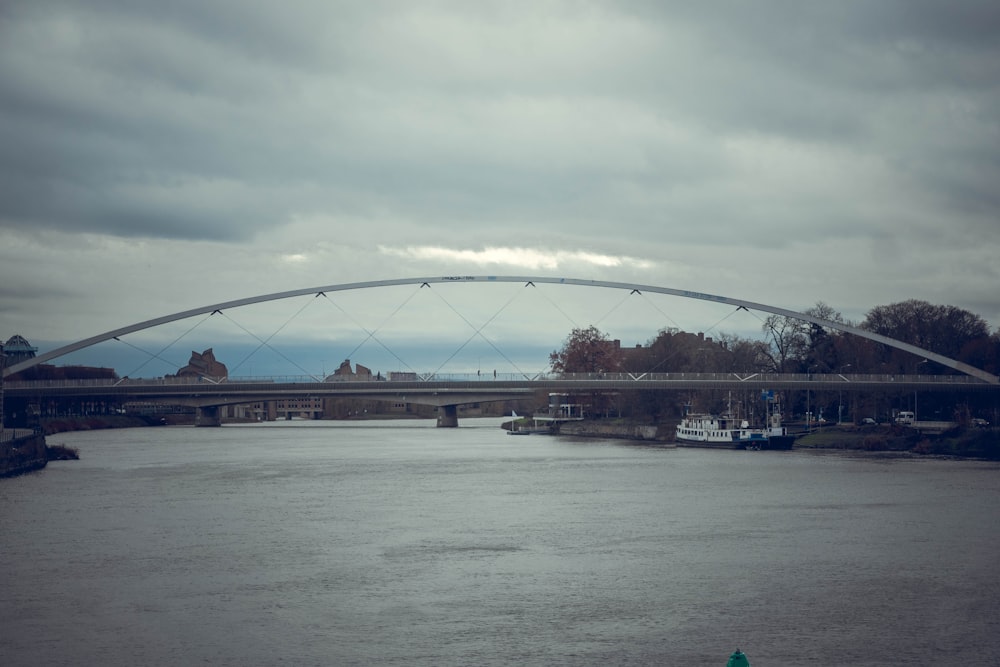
left=674, top=439, right=745, bottom=450
left=763, top=434, right=795, bottom=450
left=675, top=412, right=793, bottom=450
left=675, top=436, right=793, bottom=450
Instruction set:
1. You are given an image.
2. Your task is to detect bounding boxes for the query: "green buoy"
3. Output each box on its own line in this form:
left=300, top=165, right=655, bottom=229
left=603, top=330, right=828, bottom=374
left=726, top=648, right=751, bottom=667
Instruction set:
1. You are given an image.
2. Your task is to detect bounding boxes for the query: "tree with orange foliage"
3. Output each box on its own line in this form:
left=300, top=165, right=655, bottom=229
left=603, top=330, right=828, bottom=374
left=549, top=326, right=624, bottom=374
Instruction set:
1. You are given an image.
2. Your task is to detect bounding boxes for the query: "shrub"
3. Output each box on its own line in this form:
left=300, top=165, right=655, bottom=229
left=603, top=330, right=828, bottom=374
left=46, top=444, right=79, bottom=460
left=862, top=435, right=888, bottom=451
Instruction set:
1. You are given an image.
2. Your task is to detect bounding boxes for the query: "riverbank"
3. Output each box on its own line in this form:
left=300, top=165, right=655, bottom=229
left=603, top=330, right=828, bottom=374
left=536, top=418, right=999, bottom=459
left=40, top=414, right=175, bottom=434
left=25, top=415, right=1000, bottom=460
left=0, top=415, right=167, bottom=477
left=793, top=423, right=1000, bottom=459
left=1, top=430, right=84, bottom=478
left=557, top=420, right=669, bottom=441
left=0, top=432, right=49, bottom=477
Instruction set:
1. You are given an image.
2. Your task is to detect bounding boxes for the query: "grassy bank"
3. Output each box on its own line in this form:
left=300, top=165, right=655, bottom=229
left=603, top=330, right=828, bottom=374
left=794, top=424, right=1000, bottom=459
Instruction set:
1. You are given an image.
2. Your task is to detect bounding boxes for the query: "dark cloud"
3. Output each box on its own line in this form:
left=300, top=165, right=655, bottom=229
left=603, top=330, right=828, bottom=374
left=1, top=0, right=999, bottom=356
left=4, top=1, right=998, bottom=241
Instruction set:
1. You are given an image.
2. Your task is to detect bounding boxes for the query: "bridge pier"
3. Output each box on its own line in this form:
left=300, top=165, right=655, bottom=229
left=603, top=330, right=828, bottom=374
left=195, top=406, right=222, bottom=427
left=436, top=404, right=458, bottom=428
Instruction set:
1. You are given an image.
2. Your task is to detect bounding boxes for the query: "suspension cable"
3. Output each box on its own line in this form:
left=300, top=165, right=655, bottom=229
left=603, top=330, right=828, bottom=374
left=702, top=305, right=753, bottom=340
left=114, top=338, right=182, bottom=377
left=630, top=303, right=753, bottom=374
left=593, top=288, right=640, bottom=328
left=527, top=281, right=580, bottom=329
left=634, top=290, right=683, bottom=332
left=317, top=286, right=423, bottom=375
left=118, top=311, right=216, bottom=377
left=423, top=283, right=530, bottom=376
left=220, top=297, right=320, bottom=378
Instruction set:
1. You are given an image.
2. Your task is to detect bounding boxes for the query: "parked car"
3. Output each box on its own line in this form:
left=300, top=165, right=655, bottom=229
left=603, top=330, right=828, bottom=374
left=861, top=417, right=877, bottom=425
left=972, top=418, right=990, bottom=428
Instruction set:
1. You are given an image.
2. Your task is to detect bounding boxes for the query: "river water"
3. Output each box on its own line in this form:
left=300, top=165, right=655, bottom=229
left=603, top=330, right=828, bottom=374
left=2, top=420, right=998, bottom=666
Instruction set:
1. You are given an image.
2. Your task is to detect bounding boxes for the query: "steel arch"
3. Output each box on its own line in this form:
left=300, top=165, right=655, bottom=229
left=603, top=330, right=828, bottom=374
left=6, top=275, right=998, bottom=384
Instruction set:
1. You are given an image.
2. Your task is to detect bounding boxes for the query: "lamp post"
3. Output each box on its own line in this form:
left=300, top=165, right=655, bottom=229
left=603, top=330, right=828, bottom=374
left=806, top=381, right=810, bottom=433
left=806, top=364, right=817, bottom=433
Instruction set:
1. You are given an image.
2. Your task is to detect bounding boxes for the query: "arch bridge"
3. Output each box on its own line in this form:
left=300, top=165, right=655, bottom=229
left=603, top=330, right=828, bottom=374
left=4, top=276, right=997, bottom=426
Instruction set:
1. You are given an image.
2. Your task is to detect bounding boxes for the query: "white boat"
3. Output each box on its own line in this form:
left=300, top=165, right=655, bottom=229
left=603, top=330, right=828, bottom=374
left=675, top=399, right=794, bottom=450
left=675, top=413, right=768, bottom=449
left=507, top=426, right=551, bottom=435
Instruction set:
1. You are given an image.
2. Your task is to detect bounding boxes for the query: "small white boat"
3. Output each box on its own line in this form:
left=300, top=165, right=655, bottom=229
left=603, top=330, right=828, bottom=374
left=675, top=398, right=793, bottom=450
left=675, top=413, right=767, bottom=449
left=506, top=411, right=552, bottom=436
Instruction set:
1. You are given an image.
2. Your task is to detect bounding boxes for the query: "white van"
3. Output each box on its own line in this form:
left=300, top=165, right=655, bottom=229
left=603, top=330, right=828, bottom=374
left=895, top=411, right=915, bottom=425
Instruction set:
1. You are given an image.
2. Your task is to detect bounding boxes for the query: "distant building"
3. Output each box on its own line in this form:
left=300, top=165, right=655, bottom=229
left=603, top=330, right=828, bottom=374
left=326, top=359, right=373, bottom=381
left=2, top=335, right=37, bottom=367
left=172, top=348, right=228, bottom=378
left=223, top=396, right=326, bottom=421
left=2, top=335, right=115, bottom=382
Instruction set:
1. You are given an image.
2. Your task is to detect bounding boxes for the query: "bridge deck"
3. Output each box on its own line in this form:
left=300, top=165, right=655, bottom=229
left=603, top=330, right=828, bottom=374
left=6, top=372, right=997, bottom=405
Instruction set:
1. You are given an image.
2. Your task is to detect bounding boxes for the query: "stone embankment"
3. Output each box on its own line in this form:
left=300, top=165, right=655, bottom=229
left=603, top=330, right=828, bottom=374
left=557, top=421, right=671, bottom=441
left=1, top=431, right=49, bottom=477
left=40, top=414, right=170, bottom=434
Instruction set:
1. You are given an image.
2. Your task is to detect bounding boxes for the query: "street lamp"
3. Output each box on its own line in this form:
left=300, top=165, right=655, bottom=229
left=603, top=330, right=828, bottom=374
left=806, top=364, right=818, bottom=432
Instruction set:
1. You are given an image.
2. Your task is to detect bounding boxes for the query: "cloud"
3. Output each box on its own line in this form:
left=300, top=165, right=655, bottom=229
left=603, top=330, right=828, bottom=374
left=2, top=0, right=999, bottom=375
left=378, top=245, right=654, bottom=271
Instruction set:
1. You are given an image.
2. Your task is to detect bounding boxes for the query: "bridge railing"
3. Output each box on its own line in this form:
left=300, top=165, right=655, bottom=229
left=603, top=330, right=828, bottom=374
left=0, top=427, right=41, bottom=443
left=5, top=371, right=994, bottom=389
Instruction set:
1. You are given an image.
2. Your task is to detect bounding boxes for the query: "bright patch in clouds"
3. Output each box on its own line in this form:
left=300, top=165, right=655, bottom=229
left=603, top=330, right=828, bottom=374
left=380, top=245, right=653, bottom=270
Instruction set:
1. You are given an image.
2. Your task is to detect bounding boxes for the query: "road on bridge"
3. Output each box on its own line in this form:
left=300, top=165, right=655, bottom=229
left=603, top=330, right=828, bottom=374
left=6, top=372, right=996, bottom=407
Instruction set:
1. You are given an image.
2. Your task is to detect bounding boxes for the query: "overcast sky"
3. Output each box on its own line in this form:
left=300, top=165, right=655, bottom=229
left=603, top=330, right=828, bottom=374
left=2, top=1, right=999, bottom=377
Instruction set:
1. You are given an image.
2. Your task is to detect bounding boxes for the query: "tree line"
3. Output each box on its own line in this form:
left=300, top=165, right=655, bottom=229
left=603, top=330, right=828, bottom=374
left=548, top=299, right=1000, bottom=425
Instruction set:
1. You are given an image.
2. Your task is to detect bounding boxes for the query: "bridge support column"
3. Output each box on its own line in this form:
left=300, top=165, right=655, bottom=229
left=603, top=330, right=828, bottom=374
left=195, top=406, right=222, bottom=427
left=436, top=404, right=458, bottom=428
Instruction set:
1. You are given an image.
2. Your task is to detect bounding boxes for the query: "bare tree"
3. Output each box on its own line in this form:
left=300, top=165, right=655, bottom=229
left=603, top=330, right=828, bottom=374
left=761, top=314, right=808, bottom=372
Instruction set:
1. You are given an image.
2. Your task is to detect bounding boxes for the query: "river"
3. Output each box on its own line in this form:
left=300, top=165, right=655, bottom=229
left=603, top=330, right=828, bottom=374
left=2, top=419, right=998, bottom=666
